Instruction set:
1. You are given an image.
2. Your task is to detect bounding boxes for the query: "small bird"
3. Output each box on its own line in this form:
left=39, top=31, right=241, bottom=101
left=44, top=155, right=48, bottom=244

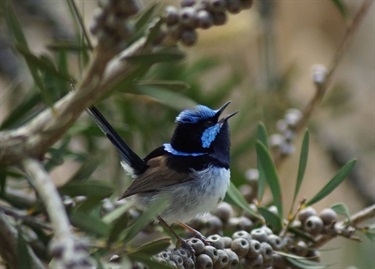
left=88, top=101, right=237, bottom=249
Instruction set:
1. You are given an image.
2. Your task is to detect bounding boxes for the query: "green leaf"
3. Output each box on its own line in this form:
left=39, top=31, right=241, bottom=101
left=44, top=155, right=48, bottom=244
left=331, top=203, right=351, bottom=221
left=4, top=1, right=53, bottom=107
left=16, top=45, right=73, bottom=82
left=0, top=167, right=7, bottom=197
left=144, top=18, right=164, bottom=48
left=331, top=0, right=350, bottom=22
left=67, top=155, right=102, bottom=182
left=306, top=159, right=356, bottom=206
left=103, top=201, right=134, bottom=224
left=59, top=181, right=113, bottom=199
left=70, top=211, right=110, bottom=237
left=128, top=237, right=170, bottom=256
left=257, top=123, right=269, bottom=202
left=135, top=3, right=159, bottom=30
left=225, top=182, right=259, bottom=219
left=363, top=225, right=375, bottom=241
left=126, top=50, right=185, bottom=64
left=4, top=0, right=28, bottom=47
left=107, top=206, right=133, bottom=244
left=291, top=130, right=310, bottom=210
left=256, top=141, right=283, bottom=219
left=121, top=194, right=170, bottom=242
left=286, top=256, right=327, bottom=269
left=128, top=253, right=174, bottom=269
left=17, top=226, right=32, bottom=269
left=258, top=207, right=282, bottom=233
left=137, top=86, right=196, bottom=110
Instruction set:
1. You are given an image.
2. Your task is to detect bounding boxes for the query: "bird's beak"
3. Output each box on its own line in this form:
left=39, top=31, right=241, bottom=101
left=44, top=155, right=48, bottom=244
left=216, top=101, right=238, bottom=125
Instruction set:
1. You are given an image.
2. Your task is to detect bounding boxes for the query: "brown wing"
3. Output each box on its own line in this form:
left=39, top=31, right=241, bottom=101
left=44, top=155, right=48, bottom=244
left=119, top=155, right=193, bottom=199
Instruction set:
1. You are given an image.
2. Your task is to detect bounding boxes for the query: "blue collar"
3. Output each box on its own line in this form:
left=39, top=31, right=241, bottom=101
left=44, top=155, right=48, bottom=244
left=163, top=143, right=207, bottom=157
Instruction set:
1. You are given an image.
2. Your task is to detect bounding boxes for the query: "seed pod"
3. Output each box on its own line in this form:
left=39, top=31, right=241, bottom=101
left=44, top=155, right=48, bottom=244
left=260, top=242, right=273, bottom=263
left=197, top=10, right=214, bottom=29
left=203, top=246, right=219, bottom=263
left=251, top=228, right=268, bottom=242
left=184, top=257, right=195, bottom=269
left=267, top=234, right=282, bottom=250
left=214, top=249, right=230, bottom=269
left=164, top=6, right=180, bottom=26
left=230, top=238, right=250, bottom=258
left=304, top=215, right=324, bottom=236
left=247, top=239, right=262, bottom=258
left=207, top=234, right=225, bottom=249
left=180, top=7, right=197, bottom=28
left=226, top=0, right=242, bottom=14
left=245, top=254, right=263, bottom=269
left=232, top=230, right=252, bottom=242
left=180, top=29, right=198, bottom=46
left=196, top=254, right=213, bottom=269
left=171, top=254, right=184, bottom=266
left=207, top=0, right=226, bottom=12
left=211, top=11, right=227, bottom=25
left=222, top=236, right=233, bottom=248
left=298, top=207, right=317, bottom=224
left=187, top=238, right=205, bottom=254
left=319, top=208, right=337, bottom=226
left=285, top=108, right=303, bottom=127
left=225, top=248, right=239, bottom=269
left=205, top=214, right=223, bottom=234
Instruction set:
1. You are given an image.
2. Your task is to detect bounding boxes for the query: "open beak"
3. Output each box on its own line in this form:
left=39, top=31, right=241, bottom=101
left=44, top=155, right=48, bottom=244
left=216, top=101, right=238, bottom=125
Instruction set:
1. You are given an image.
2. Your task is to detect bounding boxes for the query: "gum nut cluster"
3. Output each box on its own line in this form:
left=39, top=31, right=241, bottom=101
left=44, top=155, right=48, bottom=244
left=298, top=207, right=338, bottom=236
left=163, top=0, right=253, bottom=46
left=90, top=0, right=140, bottom=47
left=269, top=108, right=303, bottom=156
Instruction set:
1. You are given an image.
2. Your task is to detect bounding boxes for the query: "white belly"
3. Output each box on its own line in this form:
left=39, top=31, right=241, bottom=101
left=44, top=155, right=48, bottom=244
left=157, top=166, right=231, bottom=224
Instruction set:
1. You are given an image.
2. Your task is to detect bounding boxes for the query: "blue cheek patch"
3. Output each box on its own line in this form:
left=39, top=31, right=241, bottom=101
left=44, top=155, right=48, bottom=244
left=201, top=124, right=221, bottom=148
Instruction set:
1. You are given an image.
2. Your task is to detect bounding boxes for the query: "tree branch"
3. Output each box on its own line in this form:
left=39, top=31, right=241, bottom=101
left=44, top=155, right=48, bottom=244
left=22, top=158, right=91, bottom=268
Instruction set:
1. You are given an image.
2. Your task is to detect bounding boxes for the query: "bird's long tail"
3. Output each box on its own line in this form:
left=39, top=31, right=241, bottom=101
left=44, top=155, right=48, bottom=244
left=87, top=106, right=148, bottom=175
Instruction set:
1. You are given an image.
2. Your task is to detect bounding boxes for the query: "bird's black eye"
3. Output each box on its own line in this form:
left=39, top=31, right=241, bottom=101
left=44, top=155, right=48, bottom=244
left=205, top=120, right=214, bottom=127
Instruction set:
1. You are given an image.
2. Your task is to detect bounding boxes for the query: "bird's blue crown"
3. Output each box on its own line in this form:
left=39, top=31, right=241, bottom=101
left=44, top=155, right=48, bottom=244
left=176, top=105, right=217, bottom=124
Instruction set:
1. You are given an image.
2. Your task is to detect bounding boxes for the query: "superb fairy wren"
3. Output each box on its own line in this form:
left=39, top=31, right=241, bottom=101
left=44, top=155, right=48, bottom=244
left=88, top=101, right=237, bottom=248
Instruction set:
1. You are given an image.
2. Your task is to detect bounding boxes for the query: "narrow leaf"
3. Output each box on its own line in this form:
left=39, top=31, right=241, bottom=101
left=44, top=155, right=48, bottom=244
left=102, top=201, right=134, bottom=224
left=331, top=0, right=350, bottom=22
left=128, top=253, right=174, bottom=269
left=225, top=182, right=259, bottom=219
left=363, top=225, right=375, bottom=241
left=70, top=211, right=110, bottom=237
left=257, top=122, right=269, bottom=149
left=128, top=237, right=171, bottom=256
left=258, top=207, right=282, bottom=233
left=286, top=257, right=327, bottom=269
left=4, top=1, right=28, bottom=47
left=291, top=130, right=310, bottom=211
left=257, top=123, right=269, bottom=202
left=331, top=203, right=351, bottom=221
left=17, top=226, right=32, bottom=269
left=256, top=141, right=283, bottom=219
left=121, top=194, right=170, bottom=242
left=135, top=3, right=159, bottom=31
left=126, top=51, right=185, bottom=64
left=68, top=155, right=102, bottom=182
left=59, top=181, right=113, bottom=199
left=306, top=159, right=356, bottom=206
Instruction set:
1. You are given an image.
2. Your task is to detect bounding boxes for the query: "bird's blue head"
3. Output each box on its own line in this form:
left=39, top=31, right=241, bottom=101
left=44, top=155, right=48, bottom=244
left=165, top=102, right=237, bottom=161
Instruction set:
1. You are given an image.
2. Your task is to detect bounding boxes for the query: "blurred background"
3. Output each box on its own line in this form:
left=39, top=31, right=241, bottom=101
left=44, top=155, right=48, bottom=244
left=0, top=0, right=374, bottom=267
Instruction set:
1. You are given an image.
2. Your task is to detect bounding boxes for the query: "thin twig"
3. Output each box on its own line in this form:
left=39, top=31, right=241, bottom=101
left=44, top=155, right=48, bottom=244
left=313, top=204, right=375, bottom=248
left=22, top=158, right=91, bottom=268
left=274, top=0, right=373, bottom=166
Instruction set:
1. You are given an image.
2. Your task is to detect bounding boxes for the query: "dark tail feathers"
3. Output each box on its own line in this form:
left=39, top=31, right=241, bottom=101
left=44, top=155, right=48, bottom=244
left=87, top=106, right=148, bottom=176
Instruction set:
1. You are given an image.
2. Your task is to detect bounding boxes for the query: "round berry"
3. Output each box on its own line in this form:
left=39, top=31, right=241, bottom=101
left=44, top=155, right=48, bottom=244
left=304, top=215, right=324, bottom=236
left=230, top=238, right=250, bottom=258
left=319, top=208, right=337, bottom=226
left=180, top=29, right=198, bottom=46
left=196, top=254, right=213, bottom=269
left=298, top=207, right=317, bottom=224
